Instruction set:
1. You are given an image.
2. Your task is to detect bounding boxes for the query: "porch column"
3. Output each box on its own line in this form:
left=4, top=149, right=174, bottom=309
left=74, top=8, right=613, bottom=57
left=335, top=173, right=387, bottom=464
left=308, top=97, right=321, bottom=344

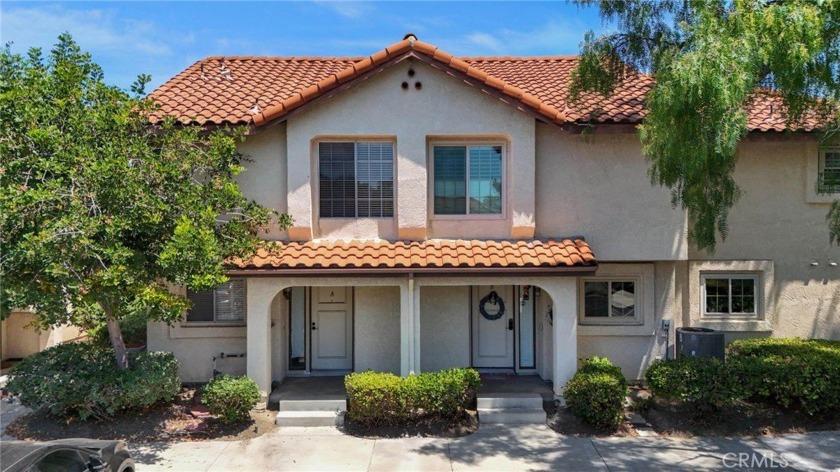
left=246, top=278, right=275, bottom=403
left=399, top=278, right=420, bottom=376
left=547, top=277, right=578, bottom=400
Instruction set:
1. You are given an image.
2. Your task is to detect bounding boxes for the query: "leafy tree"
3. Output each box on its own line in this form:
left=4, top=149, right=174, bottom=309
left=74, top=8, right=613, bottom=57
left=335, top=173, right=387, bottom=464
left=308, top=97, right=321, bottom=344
left=0, top=34, right=291, bottom=368
left=572, top=0, right=840, bottom=251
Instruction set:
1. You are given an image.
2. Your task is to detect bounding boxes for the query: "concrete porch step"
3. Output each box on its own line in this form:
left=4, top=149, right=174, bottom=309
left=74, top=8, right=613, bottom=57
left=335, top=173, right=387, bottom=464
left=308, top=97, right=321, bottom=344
left=278, top=399, right=347, bottom=412
left=478, top=408, right=547, bottom=425
left=275, top=410, right=345, bottom=427
left=477, top=393, right=544, bottom=410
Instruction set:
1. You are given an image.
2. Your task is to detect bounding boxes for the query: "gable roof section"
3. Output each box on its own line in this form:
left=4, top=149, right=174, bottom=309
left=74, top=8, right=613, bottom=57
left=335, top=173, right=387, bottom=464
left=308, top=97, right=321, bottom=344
left=228, top=239, right=596, bottom=275
left=249, top=37, right=567, bottom=127
left=148, top=36, right=823, bottom=132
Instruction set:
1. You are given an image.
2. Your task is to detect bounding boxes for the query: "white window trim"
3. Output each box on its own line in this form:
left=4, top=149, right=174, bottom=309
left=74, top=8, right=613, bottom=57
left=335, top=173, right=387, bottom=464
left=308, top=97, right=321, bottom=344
left=314, top=138, right=397, bottom=220
left=428, top=140, right=507, bottom=220
left=700, top=272, right=761, bottom=319
left=184, top=279, right=247, bottom=326
left=578, top=276, right=643, bottom=326
left=818, top=146, right=840, bottom=195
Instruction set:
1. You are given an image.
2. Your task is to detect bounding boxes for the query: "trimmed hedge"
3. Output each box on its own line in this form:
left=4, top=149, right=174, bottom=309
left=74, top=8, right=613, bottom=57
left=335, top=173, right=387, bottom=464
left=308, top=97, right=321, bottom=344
left=6, top=342, right=179, bottom=421
left=345, top=368, right=480, bottom=426
left=728, top=338, right=840, bottom=415
left=646, top=338, right=840, bottom=415
left=564, top=357, right=627, bottom=429
left=202, top=375, right=261, bottom=423
left=645, top=356, right=739, bottom=412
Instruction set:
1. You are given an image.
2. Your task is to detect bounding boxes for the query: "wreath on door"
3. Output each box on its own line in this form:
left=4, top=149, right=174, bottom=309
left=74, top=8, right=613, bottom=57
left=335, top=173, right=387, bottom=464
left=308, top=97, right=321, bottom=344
left=479, top=290, right=506, bottom=320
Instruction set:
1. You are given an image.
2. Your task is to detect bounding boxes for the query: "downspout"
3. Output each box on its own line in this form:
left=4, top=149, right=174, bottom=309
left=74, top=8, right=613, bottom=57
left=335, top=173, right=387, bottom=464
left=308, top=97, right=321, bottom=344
left=408, top=272, right=415, bottom=375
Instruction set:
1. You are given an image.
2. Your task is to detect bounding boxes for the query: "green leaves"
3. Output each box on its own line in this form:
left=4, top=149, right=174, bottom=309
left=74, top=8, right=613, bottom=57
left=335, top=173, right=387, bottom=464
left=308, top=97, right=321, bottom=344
left=201, top=375, right=261, bottom=424
left=573, top=0, right=840, bottom=251
left=0, top=35, right=290, bottom=351
left=564, top=357, right=627, bottom=429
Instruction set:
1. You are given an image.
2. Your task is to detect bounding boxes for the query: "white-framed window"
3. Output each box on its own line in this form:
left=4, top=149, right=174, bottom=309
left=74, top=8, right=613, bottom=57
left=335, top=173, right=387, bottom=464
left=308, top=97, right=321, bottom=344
left=318, top=141, right=394, bottom=218
left=431, top=143, right=504, bottom=217
left=186, top=278, right=246, bottom=324
left=818, top=147, right=840, bottom=194
left=579, top=278, right=641, bottom=325
left=701, top=273, right=759, bottom=318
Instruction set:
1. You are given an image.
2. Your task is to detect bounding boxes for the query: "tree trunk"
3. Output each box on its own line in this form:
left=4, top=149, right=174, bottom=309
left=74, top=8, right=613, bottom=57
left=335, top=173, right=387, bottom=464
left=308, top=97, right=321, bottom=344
left=105, top=315, right=129, bottom=369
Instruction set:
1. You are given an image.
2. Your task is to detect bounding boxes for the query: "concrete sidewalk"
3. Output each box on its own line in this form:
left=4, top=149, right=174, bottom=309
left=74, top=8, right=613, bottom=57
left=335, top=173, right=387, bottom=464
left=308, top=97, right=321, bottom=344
left=132, top=425, right=840, bottom=472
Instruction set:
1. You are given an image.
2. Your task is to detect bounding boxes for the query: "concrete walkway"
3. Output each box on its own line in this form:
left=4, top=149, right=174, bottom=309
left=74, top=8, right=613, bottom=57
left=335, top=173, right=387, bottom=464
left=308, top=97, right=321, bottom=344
left=131, top=425, right=840, bottom=472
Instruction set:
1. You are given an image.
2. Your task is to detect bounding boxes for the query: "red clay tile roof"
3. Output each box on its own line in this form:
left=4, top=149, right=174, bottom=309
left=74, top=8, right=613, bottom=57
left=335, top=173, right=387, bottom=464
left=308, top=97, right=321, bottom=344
left=148, top=36, right=822, bottom=132
left=229, top=239, right=596, bottom=273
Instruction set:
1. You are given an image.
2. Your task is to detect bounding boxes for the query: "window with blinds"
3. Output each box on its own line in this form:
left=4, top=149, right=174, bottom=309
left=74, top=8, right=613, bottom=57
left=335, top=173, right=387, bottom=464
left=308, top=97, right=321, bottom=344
left=433, top=144, right=503, bottom=216
left=186, top=278, right=246, bottom=323
left=319, top=141, right=394, bottom=218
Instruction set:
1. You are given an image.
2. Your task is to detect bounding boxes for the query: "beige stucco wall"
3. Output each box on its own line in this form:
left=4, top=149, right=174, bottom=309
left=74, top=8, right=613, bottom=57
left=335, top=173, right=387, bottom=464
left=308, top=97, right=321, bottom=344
left=354, top=286, right=400, bottom=374
left=236, top=123, right=288, bottom=240
left=419, top=286, right=471, bottom=371
left=1, top=312, right=85, bottom=361
left=284, top=59, right=536, bottom=241
left=535, top=126, right=688, bottom=260
left=576, top=262, right=674, bottom=380
left=147, top=321, right=247, bottom=383
left=686, top=140, right=840, bottom=340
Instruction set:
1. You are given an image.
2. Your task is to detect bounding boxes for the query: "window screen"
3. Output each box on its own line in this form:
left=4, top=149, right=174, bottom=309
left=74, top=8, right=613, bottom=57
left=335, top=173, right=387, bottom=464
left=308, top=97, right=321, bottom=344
left=319, top=141, right=394, bottom=218
left=582, top=280, right=638, bottom=324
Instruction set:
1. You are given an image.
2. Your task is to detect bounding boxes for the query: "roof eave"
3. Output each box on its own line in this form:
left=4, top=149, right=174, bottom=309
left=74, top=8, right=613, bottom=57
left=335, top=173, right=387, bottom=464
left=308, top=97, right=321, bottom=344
left=226, top=264, right=598, bottom=277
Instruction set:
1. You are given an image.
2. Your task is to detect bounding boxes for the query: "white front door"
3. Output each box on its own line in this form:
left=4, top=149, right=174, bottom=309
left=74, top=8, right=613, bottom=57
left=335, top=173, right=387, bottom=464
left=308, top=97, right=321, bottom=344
left=472, top=286, right=515, bottom=368
left=311, top=287, right=353, bottom=371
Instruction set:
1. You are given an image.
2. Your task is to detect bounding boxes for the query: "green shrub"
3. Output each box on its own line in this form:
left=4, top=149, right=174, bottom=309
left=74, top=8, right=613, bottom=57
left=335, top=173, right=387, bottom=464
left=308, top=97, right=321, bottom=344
left=727, top=338, right=840, bottom=415
left=345, top=368, right=480, bottom=426
left=564, top=357, right=627, bottom=429
left=645, top=357, right=739, bottom=412
left=201, top=375, right=261, bottom=423
left=6, top=342, right=179, bottom=421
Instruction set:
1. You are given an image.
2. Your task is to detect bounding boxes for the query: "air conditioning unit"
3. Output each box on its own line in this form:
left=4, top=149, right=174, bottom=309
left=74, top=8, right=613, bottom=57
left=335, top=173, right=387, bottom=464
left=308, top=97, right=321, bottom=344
left=676, top=327, right=725, bottom=361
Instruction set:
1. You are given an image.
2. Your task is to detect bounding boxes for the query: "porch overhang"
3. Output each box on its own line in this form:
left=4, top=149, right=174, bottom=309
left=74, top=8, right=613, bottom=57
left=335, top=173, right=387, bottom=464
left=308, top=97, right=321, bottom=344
left=228, top=238, right=597, bottom=277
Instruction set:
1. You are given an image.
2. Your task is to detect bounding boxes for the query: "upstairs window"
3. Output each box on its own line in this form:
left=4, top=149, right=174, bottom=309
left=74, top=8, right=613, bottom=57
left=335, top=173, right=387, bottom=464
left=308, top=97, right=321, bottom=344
left=186, top=279, right=246, bottom=323
left=433, top=144, right=503, bottom=216
left=701, top=274, right=758, bottom=317
left=319, top=141, right=394, bottom=218
left=819, top=148, right=840, bottom=194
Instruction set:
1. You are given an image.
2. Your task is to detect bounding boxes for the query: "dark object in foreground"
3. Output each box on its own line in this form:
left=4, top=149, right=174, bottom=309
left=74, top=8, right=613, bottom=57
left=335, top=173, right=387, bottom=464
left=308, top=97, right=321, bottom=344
left=1, top=438, right=134, bottom=472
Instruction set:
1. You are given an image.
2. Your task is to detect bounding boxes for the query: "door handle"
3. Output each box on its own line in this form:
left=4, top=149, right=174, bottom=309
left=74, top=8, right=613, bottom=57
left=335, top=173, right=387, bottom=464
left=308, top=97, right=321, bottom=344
left=508, top=319, right=514, bottom=331
left=311, top=322, right=317, bottom=330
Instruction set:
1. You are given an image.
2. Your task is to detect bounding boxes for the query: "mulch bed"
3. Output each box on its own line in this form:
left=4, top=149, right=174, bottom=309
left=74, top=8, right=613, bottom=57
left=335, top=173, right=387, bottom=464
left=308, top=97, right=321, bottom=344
left=5, top=387, right=276, bottom=443
left=639, top=393, right=840, bottom=438
left=342, top=411, right=479, bottom=438
left=545, top=401, right=637, bottom=437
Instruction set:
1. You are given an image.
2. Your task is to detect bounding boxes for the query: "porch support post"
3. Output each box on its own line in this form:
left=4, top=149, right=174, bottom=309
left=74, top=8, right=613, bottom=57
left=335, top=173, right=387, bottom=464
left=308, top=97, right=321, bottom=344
left=400, top=277, right=419, bottom=376
left=246, top=278, right=274, bottom=405
left=548, top=277, right=578, bottom=401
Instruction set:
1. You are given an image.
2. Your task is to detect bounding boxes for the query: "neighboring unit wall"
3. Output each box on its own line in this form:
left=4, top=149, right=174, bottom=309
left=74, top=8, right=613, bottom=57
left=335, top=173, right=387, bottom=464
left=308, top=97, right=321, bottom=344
left=420, top=286, right=471, bottom=371
left=688, top=140, right=840, bottom=341
left=354, top=286, right=400, bottom=374
left=1, top=312, right=85, bottom=360
left=535, top=125, right=688, bottom=261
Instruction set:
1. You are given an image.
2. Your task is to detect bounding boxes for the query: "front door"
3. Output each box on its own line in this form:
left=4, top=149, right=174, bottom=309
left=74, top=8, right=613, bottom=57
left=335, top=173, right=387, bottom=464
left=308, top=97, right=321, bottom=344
left=310, top=287, right=353, bottom=371
left=472, top=286, right=515, bottom=368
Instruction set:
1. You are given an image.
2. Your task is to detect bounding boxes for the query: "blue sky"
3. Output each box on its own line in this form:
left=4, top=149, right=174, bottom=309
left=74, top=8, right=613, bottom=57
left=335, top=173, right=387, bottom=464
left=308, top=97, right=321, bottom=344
left=1, top=1, right=608, bottom=92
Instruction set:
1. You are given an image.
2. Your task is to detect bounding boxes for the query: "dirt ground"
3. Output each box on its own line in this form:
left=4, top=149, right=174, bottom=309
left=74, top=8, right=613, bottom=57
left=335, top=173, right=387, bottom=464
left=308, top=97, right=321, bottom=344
left=640, top=394, right=840, bottom=438
left=5, top=387, right=276, bottom=443
left=342, top=410, right=479, bottom=438
left=546, top=401, right=638, bottom=437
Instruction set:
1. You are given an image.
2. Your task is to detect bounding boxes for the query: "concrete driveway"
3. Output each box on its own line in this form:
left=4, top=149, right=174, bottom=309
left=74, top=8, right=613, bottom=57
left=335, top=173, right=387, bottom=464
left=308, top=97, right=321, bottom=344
left=131, top=425, right=840, bottom=472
